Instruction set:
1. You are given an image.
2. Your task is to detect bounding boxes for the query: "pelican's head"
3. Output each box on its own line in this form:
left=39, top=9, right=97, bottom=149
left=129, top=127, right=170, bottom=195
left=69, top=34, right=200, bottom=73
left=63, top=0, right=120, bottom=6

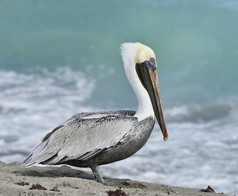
left=121, top=42, right=168, bottom=141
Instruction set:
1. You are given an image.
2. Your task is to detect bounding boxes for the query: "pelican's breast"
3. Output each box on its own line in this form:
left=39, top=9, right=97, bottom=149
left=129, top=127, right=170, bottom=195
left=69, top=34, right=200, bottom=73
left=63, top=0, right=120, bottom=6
left=92, top=116, right=155, bottom=166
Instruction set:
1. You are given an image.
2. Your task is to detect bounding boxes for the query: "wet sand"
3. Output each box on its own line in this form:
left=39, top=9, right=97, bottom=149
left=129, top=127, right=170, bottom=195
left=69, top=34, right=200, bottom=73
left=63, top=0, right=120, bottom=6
left=0, top=161, right=226, bottom=196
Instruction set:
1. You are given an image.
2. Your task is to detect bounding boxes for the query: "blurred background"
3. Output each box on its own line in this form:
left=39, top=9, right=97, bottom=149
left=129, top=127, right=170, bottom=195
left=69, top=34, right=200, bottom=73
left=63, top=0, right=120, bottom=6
left=0, top=0, right=238, bottom=194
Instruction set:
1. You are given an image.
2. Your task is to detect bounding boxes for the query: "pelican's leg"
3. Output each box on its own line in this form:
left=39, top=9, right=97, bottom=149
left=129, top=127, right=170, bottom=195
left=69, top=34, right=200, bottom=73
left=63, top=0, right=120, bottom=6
left=90, top=165, right=105, bottom=184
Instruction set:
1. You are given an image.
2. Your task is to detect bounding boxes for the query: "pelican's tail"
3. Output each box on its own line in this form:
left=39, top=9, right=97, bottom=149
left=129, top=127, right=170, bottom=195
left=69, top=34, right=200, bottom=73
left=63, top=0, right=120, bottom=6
left=23, top=153, right=35, bottom=167
left=23, top=140, right=53, bottom=167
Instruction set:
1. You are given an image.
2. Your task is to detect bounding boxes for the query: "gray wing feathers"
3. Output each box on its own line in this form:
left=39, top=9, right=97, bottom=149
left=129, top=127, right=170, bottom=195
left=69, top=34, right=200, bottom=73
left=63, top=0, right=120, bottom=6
left=24, top=111, right=136, bottom=166
left=24, top=140, right=49, bottom=167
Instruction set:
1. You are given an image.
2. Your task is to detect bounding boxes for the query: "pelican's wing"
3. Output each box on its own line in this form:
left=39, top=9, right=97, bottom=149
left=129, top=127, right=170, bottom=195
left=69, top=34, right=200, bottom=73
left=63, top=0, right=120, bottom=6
left=24, top=110, right=136, bottom=166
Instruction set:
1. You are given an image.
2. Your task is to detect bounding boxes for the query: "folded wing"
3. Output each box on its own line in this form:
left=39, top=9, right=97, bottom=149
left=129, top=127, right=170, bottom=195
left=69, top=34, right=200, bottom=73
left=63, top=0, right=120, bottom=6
left=24, top=110, right=136, bottom=166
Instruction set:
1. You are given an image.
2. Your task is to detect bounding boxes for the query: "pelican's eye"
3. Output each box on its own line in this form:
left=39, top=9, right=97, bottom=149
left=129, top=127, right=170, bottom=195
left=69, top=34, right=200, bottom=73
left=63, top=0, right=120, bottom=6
left=147, top=57, right=156, bottom=70
left=150, top=57, right=155, bottom=65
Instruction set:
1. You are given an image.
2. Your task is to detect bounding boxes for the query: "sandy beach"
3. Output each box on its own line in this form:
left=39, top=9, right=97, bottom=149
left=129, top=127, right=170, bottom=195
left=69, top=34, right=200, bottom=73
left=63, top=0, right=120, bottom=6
left=0, top=161, right=227, bottom=196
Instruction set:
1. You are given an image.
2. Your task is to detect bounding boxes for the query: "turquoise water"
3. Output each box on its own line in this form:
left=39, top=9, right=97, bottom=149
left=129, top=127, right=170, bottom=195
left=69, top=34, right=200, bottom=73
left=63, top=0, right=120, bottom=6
left=1, top=0, right=238, bottom=107
left=0, top=0, right=238, bottom=194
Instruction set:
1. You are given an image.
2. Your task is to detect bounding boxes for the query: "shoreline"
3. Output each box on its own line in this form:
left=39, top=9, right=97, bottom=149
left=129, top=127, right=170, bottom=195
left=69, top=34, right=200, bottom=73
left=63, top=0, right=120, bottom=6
left=0, top=161, right=226, bottom=196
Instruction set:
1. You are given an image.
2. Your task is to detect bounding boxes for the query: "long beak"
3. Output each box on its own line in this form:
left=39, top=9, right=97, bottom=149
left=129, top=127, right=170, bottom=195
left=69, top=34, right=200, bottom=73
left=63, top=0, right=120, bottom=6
left=136, top=61, right=168, bottom=141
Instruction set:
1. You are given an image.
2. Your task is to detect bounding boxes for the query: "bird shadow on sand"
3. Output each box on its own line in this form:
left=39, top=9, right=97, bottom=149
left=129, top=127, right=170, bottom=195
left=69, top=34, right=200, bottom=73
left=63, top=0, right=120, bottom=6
left=13, top=165, right=147, bottom=189
left=14, top=165, right=96, bottom=180
left=13, top=165, right=135, bottom=186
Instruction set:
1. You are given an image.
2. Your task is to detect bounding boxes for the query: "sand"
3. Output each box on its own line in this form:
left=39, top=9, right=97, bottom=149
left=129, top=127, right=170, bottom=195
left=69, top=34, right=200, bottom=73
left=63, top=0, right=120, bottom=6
left=0, top=161, right=226, bottom=196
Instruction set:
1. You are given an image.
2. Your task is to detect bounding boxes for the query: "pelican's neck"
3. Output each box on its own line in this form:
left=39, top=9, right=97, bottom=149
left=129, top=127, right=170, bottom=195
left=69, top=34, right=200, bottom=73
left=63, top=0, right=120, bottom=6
left=121, top=43, right=154, bottom=121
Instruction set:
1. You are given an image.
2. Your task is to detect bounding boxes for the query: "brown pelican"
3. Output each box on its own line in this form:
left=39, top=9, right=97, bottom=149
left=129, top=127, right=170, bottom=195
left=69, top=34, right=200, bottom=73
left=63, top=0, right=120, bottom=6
left=24, top=42, right=168, bottom=184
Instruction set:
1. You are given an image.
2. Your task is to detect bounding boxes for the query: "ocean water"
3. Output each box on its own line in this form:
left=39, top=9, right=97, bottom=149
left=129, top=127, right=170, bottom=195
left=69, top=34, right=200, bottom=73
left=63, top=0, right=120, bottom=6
left=0, top=0, right=238, bottom=194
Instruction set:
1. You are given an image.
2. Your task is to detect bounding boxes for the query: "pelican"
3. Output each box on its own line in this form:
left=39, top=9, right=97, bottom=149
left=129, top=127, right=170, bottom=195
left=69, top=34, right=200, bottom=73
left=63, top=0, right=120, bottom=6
left=24, top=42, right=168, bottom=184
